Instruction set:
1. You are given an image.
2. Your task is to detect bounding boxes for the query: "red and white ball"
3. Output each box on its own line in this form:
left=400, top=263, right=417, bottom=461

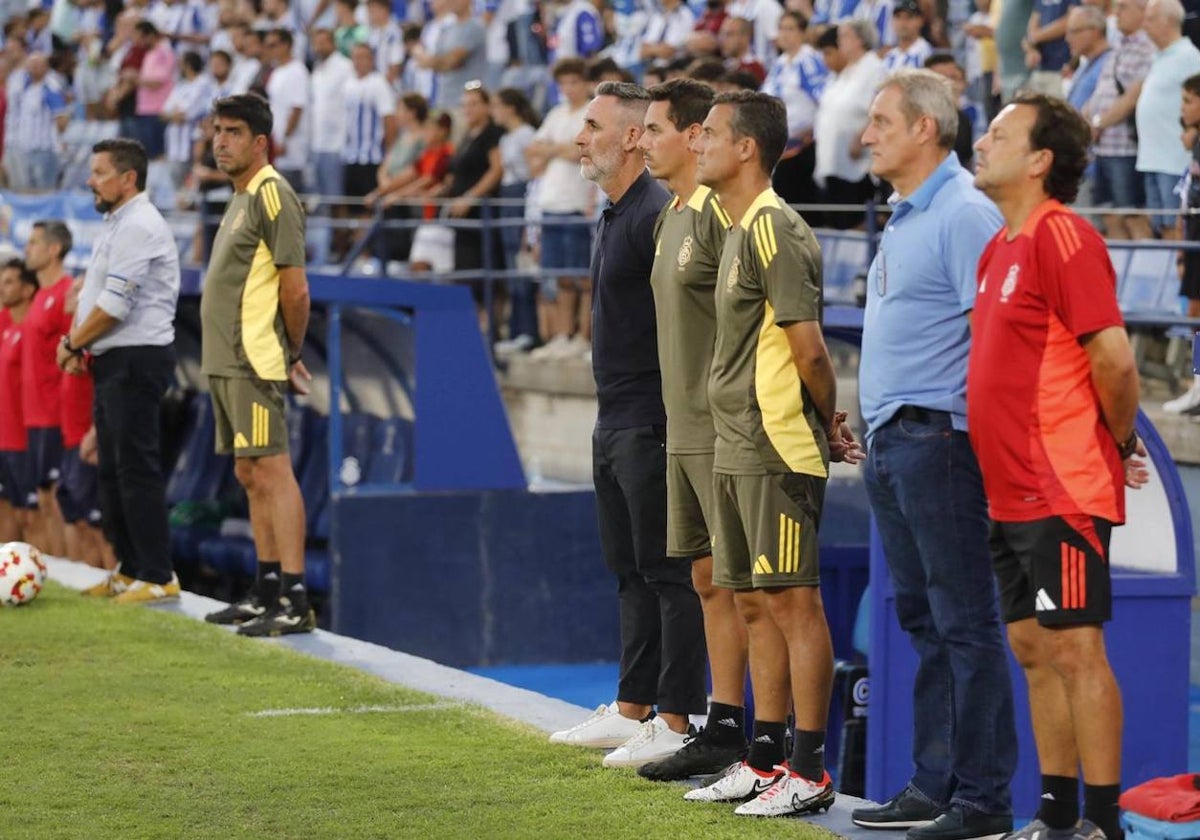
left=0, top=542, right=46, bottom=606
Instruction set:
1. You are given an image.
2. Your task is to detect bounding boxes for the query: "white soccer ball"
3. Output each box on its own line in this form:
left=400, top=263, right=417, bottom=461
left=0, top=542, right=46, bottom=606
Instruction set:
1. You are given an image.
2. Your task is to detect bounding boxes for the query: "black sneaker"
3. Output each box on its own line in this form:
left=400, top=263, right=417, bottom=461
left=205, top=594, right=271, bottom=625
left=853, top=786, right=943, bottom=829
left=907, top=805, right=1013, bottom=840
left=236, top=597, right=316, bottom=637
left=637, top=727, right=747, bottom=781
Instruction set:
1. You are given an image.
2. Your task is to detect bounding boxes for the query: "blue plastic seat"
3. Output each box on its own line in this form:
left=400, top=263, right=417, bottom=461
left=166, top=399, right=230, bottom=506
left=1120, top=248, right=1176, bottom=316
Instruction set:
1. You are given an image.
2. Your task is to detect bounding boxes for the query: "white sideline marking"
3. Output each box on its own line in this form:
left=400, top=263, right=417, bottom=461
left=247, top=702, right=461, bottom=718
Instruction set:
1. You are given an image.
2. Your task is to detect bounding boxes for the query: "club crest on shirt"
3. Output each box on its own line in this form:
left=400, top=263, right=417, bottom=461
left=231, top=208, right=246, bottom=231
left=1000, top=264, right=1019, bottom=303
left=725, top=256, right=740, bottom=291
left=677, top=235, right=694, bottom=269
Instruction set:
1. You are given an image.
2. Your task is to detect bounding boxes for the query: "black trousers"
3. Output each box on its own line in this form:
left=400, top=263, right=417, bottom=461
left=593, top=425, right=707, bottom=715
left=92, top=345, right=176, bottom=584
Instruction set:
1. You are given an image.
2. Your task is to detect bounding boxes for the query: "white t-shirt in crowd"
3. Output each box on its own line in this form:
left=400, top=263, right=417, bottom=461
left=531, top=102, right=591, bottom=214
left=814, top=50, right=885, bottom=186
left=311, top=51, right=355, bottom=155
left=265, top=58, right=310, bottom=171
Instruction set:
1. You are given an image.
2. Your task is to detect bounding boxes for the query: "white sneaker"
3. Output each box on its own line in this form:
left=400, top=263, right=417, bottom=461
left=601, top=718, right=691, bottom=768
left=494, top=334, right=535, bottom=356
left=529, top=334, right=571, bottom=361
left=1163, top=385, right=1200, bottom=414
left=548, top=701, right=641, bottom=748
left=734, top=767, right=836, bottom=817
left=683, top=761, right=784, bottom=802
left=562, top=335, right=590, bottom=358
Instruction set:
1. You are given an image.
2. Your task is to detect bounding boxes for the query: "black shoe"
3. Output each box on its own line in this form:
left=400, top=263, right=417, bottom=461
left=205, top=592, right=272, bottom=625
left=637, top=727, right=747, bottom=781
left=907, top=806, right=1013, bottom=840
left=236, top=597, right=316, bottom=637
left=853, top=786, right=943, bottom=829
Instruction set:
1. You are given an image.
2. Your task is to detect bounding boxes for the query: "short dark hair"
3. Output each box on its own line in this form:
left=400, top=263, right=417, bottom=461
left=401, top=92, right=429, bottom=123
left=648, top=78, right=715, bottom=131
left=32, top=220, right=72, bottom=259
left=91, top=138, right=148, bottom=190
left=815, top=26, right=839, bottom=50
left=713, top=90, right=788, bottom=176
left=552, top=57, right=587, bottom=81
left=780, top=9, right=808, bottom=30
left=1011, top=92, right=1091, bottom=204
left=686, top=59, right=726, bottom=83
left=3, top=258, right=38, bottom=290
left=212, top=93, right=274, bottom=141
left=134, top=20, right=159, bottom=38
left=924, top=52, right=960, bottom=71
left=181, top=50, right=204, bottom=75
left=1185, top=71, right=1200, bottom=98
left=273, top=27, right=294, bottom=48
left=211, top=49, right=233, bottom=65
left=721, top=70, right=761, bottom=91
left=586, top=56, right=622, bottom=81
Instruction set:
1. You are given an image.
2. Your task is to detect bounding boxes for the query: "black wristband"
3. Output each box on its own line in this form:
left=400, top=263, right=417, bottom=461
left=1117, top=430, right=1139, bottom=460
left=61, top=335, right=82, bottom=356
left=288, top=349, right=302, bottom=366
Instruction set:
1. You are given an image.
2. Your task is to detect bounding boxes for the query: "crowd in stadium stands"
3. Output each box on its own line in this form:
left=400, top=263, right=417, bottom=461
left=1, top=0, right=1200, bottom=356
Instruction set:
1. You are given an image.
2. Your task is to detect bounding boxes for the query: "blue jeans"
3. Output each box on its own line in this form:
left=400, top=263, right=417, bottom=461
left=499, top=181, right=537, bottom=341
left=864, top=410, right=1016, bottom=815
left=24, top=149, right=59, bottom=191
left=309, top=151, right=344, bottom=266
left=1143, top=170, right=1183, bottom=234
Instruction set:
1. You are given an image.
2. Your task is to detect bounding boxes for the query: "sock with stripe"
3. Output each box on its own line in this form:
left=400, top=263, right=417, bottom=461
left=280, top=572, right=308, bottom=611
left=789, top=729, right=827, bottom=782
left=1037, top=774, right=1079, bottom=831
left=255, top=561, right=281, bottom=601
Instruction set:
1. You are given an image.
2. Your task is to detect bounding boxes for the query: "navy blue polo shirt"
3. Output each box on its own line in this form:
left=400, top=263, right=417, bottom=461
left=591, top=169, right=670, bottom=429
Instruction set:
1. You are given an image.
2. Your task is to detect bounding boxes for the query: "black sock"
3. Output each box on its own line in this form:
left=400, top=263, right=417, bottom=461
left=255, top=562, right=281, bottom=598
left=1037, top=775, right=1079, bottom=830
left=746, top=720, right=787, bottom=773
left=789, top=729, right=827, bottom=782
left=704, top=702, right=746, bottom=745
left=1084, top=783, right=1123, bottom=840
left=280, top=572, right=308, bottom=610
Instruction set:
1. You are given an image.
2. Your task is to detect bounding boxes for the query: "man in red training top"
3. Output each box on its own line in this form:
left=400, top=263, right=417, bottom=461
left=969, top=92, right=1146, bottom=840
left=0, top=259, right=39, bottom=543
left=22, top=220, right=74, bottom=557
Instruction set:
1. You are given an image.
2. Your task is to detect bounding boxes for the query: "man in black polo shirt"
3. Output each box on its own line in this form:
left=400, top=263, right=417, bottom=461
left=547, top=81, right=708, bottom=768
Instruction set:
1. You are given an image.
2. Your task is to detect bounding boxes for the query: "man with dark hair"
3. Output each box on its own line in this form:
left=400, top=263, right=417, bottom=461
left=263, top=28, right=309, bottom=192
left=634, top=78, right=749, bottom=781
left=549, top=81, right=709, bottom=764
left=132, top=21, right=176, bottom=160
left=63, top=138, right=181, bottom=603
left=970, top=93, right=1145, bottom=840
left=924, top=53, right=978, bottom=167
left=0, top=259, right=40, bottom=544
left=201, top=94, right=314, bottom=636
left=851, top=69, right=1015, bottom=840
left=686, top=90, right=860, bottom=817
left=22, top=220, right=75, bottom=557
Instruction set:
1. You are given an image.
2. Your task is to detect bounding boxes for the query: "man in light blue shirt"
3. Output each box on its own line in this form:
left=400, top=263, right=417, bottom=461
left=1137, top=0, right=1200, bottom=234
left=850, top=69, right=1018, bottom=840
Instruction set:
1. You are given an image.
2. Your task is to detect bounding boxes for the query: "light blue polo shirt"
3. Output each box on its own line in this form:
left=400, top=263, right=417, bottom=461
left=859, top=152, right=1003, bottom=440
left=1136, top=36, right=1200, bottom=176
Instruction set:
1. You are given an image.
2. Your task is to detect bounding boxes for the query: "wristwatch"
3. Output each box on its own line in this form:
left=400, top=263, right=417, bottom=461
left=1117, top=430, right=1139, bottom=460
left=61, top=335, right=83, bottom=355
left=1091, top=114, right=1104, bottom=129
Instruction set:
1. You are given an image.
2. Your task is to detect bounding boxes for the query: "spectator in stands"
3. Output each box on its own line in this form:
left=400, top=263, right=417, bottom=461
left=0, top=259, right=37, bottom=544
left=549, top=80, right=707, bottom=764
left=343, top=43, right=398, bottom=200
left=762, top=10, right=827, bottom=208
left=365, top=0, right=405, bottom=87
left=334, top=0, right=368, bottom=56
left=641, top=0, right=696, bottom=69
left=133, top=22, right=176, bottom=161
left=400, top=110, right=456, bottom=271
left=415, top=0, right=488, bottom=112
left=852, top=69, right=1015, bottom=840
left=1023, top=0, right=1081, bottom=96
left=259, top=0, right=308, bottom=62
left=443, top=82, right=504, bottom=279
left=925, top=53, right=979, bottom=166
left=73, top=2, right=116, bottom=121
left=549, top=0, right=604, bottom=62
left=209, top=49, right=237, bottom=100
left=884, top=0, right=934, bottom=70
left=199, top=96, right=314, bottom=635
left=310, top=28, right=354, bottom=265
left=526, top=57, right=593, bottom=360
left=162, top=51, right=215, bottom=192
left=1064, top=5, right=1112, bottom=211
left=263, top=28, right=310, bottom=192
left=366, top=92, right=430, bottom=208
left=853, top=0, right=897, bottom=51
left=25, top=9, right=54, bottom=56
left=68, top=138, right=181, bottom=604
left=1084, top=0, right=1154, bottom=239
left=1137, top=0, right=1200, bottom=237
left=192, top=115, right=233, bottom=260
left=228, top=24, right=264, bottom=95
left=492, top=87, right=541, bottom=356
left=695, top=0, right=728, bottom=36
left=150, top=0, right=210, bottom=58
left=728, top=0, right=784, bottom=63
left=718, top=17, right=766, bottom=85
left=964, top=0, right=999, bottom=122
left=609, top=0, right=650, bottom=75
left=1162, top=71, right=1200, bottom=412
left=8, top=52, right=68, bottom=192
left=814, top=20, right=885, bottom=229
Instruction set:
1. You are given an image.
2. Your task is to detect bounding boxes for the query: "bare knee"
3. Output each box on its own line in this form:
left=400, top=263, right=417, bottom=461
left=764, top=586, right=823, bottom=631
left=234, top=457, right=258, bottom=492
left=691, top=557, right=720, bottom=603
left=1006, top=619, right=1043, bottom=668
left=1045, top=626, right=1109, bottom=685
left=734, top=589, right=770, bottom=626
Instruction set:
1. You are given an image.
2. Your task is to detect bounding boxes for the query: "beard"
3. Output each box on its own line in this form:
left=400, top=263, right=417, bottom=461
left=93, top=193, right=115, bottom=213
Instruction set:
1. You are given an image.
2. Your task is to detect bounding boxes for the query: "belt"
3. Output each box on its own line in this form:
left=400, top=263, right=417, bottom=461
left=894, top=405, right=950, bottom=424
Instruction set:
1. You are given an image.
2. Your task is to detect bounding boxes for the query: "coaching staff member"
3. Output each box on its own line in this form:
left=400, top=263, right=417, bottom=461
left=60, top=138, right=181, bottom=604
left=549, top=82, right=708, bottom=755
left=201, top=94, right=315, bottom=638
left=971, top=93, right=1145, bottom=840
left=852, top=69, right=1016, bottom=840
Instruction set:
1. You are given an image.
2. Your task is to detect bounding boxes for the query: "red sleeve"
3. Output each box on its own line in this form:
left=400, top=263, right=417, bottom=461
left=1036, top=211, right=1123, bottom=338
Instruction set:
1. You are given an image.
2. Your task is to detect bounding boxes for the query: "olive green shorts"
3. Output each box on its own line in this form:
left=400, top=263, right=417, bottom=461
left=667, top=452, right=716, bottom=559
left=711, top=472, right=825, bottom=590
left=208, top=375, right=289, bottom=458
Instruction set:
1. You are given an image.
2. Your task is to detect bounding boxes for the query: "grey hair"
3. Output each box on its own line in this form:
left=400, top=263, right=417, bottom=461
left=1149, top=0, right=1185, bottom=22
left=595, top=80, right=652, bottom=125
left=840, top=18, right=879, bottom=52
left=1069, top=4, right=1109, bottom=30
left=880, top=68, right=959, bottom=150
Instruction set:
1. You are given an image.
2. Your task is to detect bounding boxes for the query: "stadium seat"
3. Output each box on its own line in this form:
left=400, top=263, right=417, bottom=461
left=1120, top=247, right=1176, bottom=316
left=823, top=233, right=869, bottom=306
left=166, top=398, right=230, bottom=506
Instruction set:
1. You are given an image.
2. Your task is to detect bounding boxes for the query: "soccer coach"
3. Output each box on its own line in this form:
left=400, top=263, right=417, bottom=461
left=58, top=138, right=181, bottom=603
